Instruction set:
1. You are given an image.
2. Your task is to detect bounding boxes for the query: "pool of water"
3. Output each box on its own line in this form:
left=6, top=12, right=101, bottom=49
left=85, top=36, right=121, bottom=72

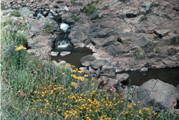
left=127, top=67, right=179, bottom=87
left=51, top=47, right=93, bottom=68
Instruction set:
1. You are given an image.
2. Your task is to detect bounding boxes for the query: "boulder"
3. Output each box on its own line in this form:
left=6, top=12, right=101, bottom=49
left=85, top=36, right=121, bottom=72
left=58, top=60, right=67, bottom=66
left=132, top=36, right=149, bottom=47
left=140, top=1, right=152, bottom=14
left=122, top=8, right=139, bottom=18
left=105, top=44, right=124, bottom=57
left=133, top=79, right=179, bottom=110
left=116, top=73, right=129, bottom=83
left=60, top=51, right=71, bottom=56
left=100, top=65, right=116, bottom=78
left=19, top=7, right=31, bottom=18
left=91, top=58, right=111, bottom=69
left=29, top=18, right=47, bottom=37
left=80, top=55, right=96, bottom=67
left=51, top=51, right=59, bottom=56
left=167, top=47, right=178, bottom=56
left=154, top=30, right=170, bottom=37
left=100, top=76, right=110, bottom=85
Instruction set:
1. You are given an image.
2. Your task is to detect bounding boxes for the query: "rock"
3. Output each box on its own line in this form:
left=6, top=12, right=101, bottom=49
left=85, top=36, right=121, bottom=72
left=134, top=28, right=145, bottom=33
left=100, top=76, right=110, bottom=85
left=132, top=36, right=149, bottom=47
left=91, top=58, right=111, bottom=69
left=50, top=51, right=59, bottom=56
left=122, top=8, right=139, bottom=18
left=173, top=5, right=179, bottom=11
left=140, top=1, right=152, bottom=14
left=176, top=84, right=179, bottom=90
left=28, top=35, right=53, bottom=49
left=60, top=23, right=69, bottom=32
left=154, top=30, right=170, bottom=37
left=47, top=12, right=54, bottom=19
left=133, top=79, right=179, bottom=110
left=116, top=73, right=129, bottom=83
left=119, top=32, right=135, bottom=41
left=29, top=18, right=47, bottom=37
left=11, top=16, right=20, bottom=25
left=19, top=7, right=31, bottom=18
left=60, top=51, right=71, bottom=56
left=58, top=60, right=67, bottom=66
left=100, top=65, right=116, bottom=78
left=169, top=35, right=179, bottom=45
left=27, top=49, right=38, bottom=55
left=162, top=59, right=178, bottom=68
left=108, top=78, right=120, bottom=88
left=105, top=44, right=124, bottom=57
left=27, top=35, right=53, bottom=58
left=167, top=47, right=178, bottom=56
left=2, top=10, right=15, bottom=16
left=140, top=67, right=149, bottom=72
left=80, top=55, right=96, bottom=67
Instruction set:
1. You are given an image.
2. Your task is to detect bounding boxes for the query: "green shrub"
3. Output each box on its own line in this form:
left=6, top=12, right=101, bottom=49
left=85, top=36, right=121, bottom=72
left=132, top=47, right=146, bottom=58
left=71, top=0, right=75, bottom=5
left=174, top=30, right=177, bottom=34
left=9, top=11, right=21, bottom=17
left=17, top=32, right=28, bottom=45
left=44, top=24, right=52, bottom=33
left=153, top=46, right=161, bottom=53
left=80, top=5, right=97, bottom=16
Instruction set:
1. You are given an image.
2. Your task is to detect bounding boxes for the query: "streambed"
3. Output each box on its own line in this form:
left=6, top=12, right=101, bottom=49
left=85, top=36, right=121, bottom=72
left=51, top=21, right=179, bottom=87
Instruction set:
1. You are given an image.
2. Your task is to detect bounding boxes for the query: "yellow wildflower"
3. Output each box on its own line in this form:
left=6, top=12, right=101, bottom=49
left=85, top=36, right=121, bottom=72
left=15, top=45, right=26, bottom=51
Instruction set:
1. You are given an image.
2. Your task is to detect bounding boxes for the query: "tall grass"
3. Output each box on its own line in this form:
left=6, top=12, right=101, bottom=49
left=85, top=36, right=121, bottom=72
left=1, top=14, right=179, bottom=120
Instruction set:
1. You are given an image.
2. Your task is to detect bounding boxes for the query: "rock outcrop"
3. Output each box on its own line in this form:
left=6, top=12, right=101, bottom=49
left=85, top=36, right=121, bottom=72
left=133, top=79, right=179, bottom=110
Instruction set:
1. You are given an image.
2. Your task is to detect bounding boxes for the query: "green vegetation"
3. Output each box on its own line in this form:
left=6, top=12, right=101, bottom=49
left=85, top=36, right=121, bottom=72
left=72, top=15, right=79, bottom=21
left=153, top=46, right=161, bottom=53
left=17, top=32, right=28, bottom=45
left=98, top=1, right=102, bottom=4
left=9, top=10, right=21, bottom=17
left=132, top=47, right=146, bottom=59
left=44, top=24, right=52, bottom=33
left=1, top=15, right=179, bottom=120
left=174, top=30, right=177, bottom=34
left=80, top=5, right=97, bottom=16
left=71, top=0, right=75, bottom=5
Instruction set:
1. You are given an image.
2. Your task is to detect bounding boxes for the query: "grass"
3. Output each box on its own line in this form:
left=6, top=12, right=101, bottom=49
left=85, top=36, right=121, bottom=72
left=44, top=24, right=52, bottom=33
left=1, top=12, right=179, bottom=120
left=9, top=10, right=21, bottom=17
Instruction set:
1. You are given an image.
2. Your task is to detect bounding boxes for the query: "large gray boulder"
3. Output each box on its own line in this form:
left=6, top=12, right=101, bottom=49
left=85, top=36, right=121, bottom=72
left=19, top=7, right=31, bottom=18
left=116, top=73, right=129, bottom=82
left=80, top=55, right=96, bottom=67
left=91, top=58, right=111, bottom=69
left=133, top=79, right=179, bottom=110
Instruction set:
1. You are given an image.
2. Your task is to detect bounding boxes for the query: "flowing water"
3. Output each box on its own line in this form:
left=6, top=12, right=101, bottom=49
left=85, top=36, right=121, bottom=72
left=51, top=21, right=93, bottom=68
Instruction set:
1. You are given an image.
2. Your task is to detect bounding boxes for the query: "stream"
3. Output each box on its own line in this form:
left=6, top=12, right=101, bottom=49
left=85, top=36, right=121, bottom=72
left=51, top=21, right=179, bottom=87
